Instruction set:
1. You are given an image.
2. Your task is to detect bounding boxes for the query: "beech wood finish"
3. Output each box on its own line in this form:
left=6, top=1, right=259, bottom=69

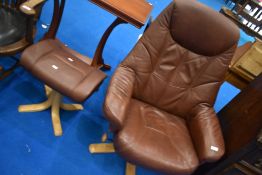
left=19, top=85, right=84, bottom=136
left=0, top=0, right=45, bottom=79
left=89, top=133, right=136, bottom=175
left=88, top=0, right=152, bottom=69
left=225, top=39, right=262, bottom=89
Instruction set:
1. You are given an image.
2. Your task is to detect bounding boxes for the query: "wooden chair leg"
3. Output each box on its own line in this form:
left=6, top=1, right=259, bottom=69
left=89, top=133, right=136, bottom=175
left=89, top=132, right=114, bottom=153
left=89, top=143, right=115, bottom=153
left=126, top=162, right=136, bottom=175
left=101, top=133, right=108, bottom=142
left=18, top=87, right=83, bottom=136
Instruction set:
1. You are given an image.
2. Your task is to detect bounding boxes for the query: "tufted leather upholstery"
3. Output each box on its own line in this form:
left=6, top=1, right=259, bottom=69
left=0, top=8, right=26, bottom=47
left=103, top=0, right=239, bottom=174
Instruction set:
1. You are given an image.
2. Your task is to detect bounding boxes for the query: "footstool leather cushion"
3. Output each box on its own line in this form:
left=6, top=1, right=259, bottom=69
left=21, top=39, right=107, bottom=102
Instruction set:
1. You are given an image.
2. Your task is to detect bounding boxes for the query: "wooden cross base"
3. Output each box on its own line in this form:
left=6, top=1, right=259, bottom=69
left=89, top=133, right=136, bottom=175
left=18, top=86, right=83, bottom=136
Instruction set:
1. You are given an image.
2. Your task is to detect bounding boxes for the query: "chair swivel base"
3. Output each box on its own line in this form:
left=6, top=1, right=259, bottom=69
left=18, top=86, right=83, bottom=136
left=89, top=134, right=136, bottom=175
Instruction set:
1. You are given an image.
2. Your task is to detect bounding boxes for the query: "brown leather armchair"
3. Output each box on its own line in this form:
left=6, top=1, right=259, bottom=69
left=0, top=0, right=45, bottom=79
left=89, top=0, right=240, bottom=174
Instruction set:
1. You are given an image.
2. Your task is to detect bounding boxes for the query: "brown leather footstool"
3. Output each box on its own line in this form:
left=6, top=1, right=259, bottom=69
left=18, top=39, right=106, bottom=136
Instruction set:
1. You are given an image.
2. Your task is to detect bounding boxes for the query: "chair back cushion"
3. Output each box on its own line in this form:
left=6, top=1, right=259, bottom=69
left=121, top=0, right=239, bottom=118
left=0, top=8, right=26, bottom=47
left=1, top=0, right=27, bottom=8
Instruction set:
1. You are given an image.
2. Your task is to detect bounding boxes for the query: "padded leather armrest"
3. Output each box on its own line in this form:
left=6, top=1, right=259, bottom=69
left=20, top=0, right=46, bottom=15
left=188, top=105, right=225, bottom=163
left=104, top=65, right=136, bottom=132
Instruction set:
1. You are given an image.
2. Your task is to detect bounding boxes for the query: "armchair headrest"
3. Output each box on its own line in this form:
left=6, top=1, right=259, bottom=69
left=170, top=0, right=239, bottom=56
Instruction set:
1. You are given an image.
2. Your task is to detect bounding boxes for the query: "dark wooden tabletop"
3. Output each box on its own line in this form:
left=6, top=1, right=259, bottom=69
left=89, top=0, right=153, bottom=28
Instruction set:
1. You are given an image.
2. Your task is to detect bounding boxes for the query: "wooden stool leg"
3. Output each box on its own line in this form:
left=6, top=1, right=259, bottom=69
left=19, top=87, right=84, bottom=136
left=18, top=92, right=54, bottom=112
left=51, top=92, right=63, bottom=136
left=44, top=85, right=52, bottom=96
left=60, top=103, right=83, bottom=110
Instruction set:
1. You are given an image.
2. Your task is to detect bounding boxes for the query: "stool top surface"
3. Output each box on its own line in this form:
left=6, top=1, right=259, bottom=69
left=90, top=0, right=153, bottom=28
left=21, top=39, right=107, bottom=102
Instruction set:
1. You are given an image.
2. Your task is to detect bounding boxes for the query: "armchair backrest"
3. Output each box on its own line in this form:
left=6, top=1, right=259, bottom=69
left=121, top=0, right=239, bottom=118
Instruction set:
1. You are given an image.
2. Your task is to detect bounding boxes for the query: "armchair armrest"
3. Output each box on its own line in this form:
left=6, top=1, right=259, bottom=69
left=104, top=65, right=136, bottom=132
left=20, top=0, right=46, bottom=15
left=189, top=105, right=225, bottom=163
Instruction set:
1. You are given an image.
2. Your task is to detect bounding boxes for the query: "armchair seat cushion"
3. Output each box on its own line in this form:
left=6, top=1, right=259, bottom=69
left=20, top=39, right=107, bottom=102
left=114, top=99, right=199, bottom=175
left=0, top=8, right=26, bottom=47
